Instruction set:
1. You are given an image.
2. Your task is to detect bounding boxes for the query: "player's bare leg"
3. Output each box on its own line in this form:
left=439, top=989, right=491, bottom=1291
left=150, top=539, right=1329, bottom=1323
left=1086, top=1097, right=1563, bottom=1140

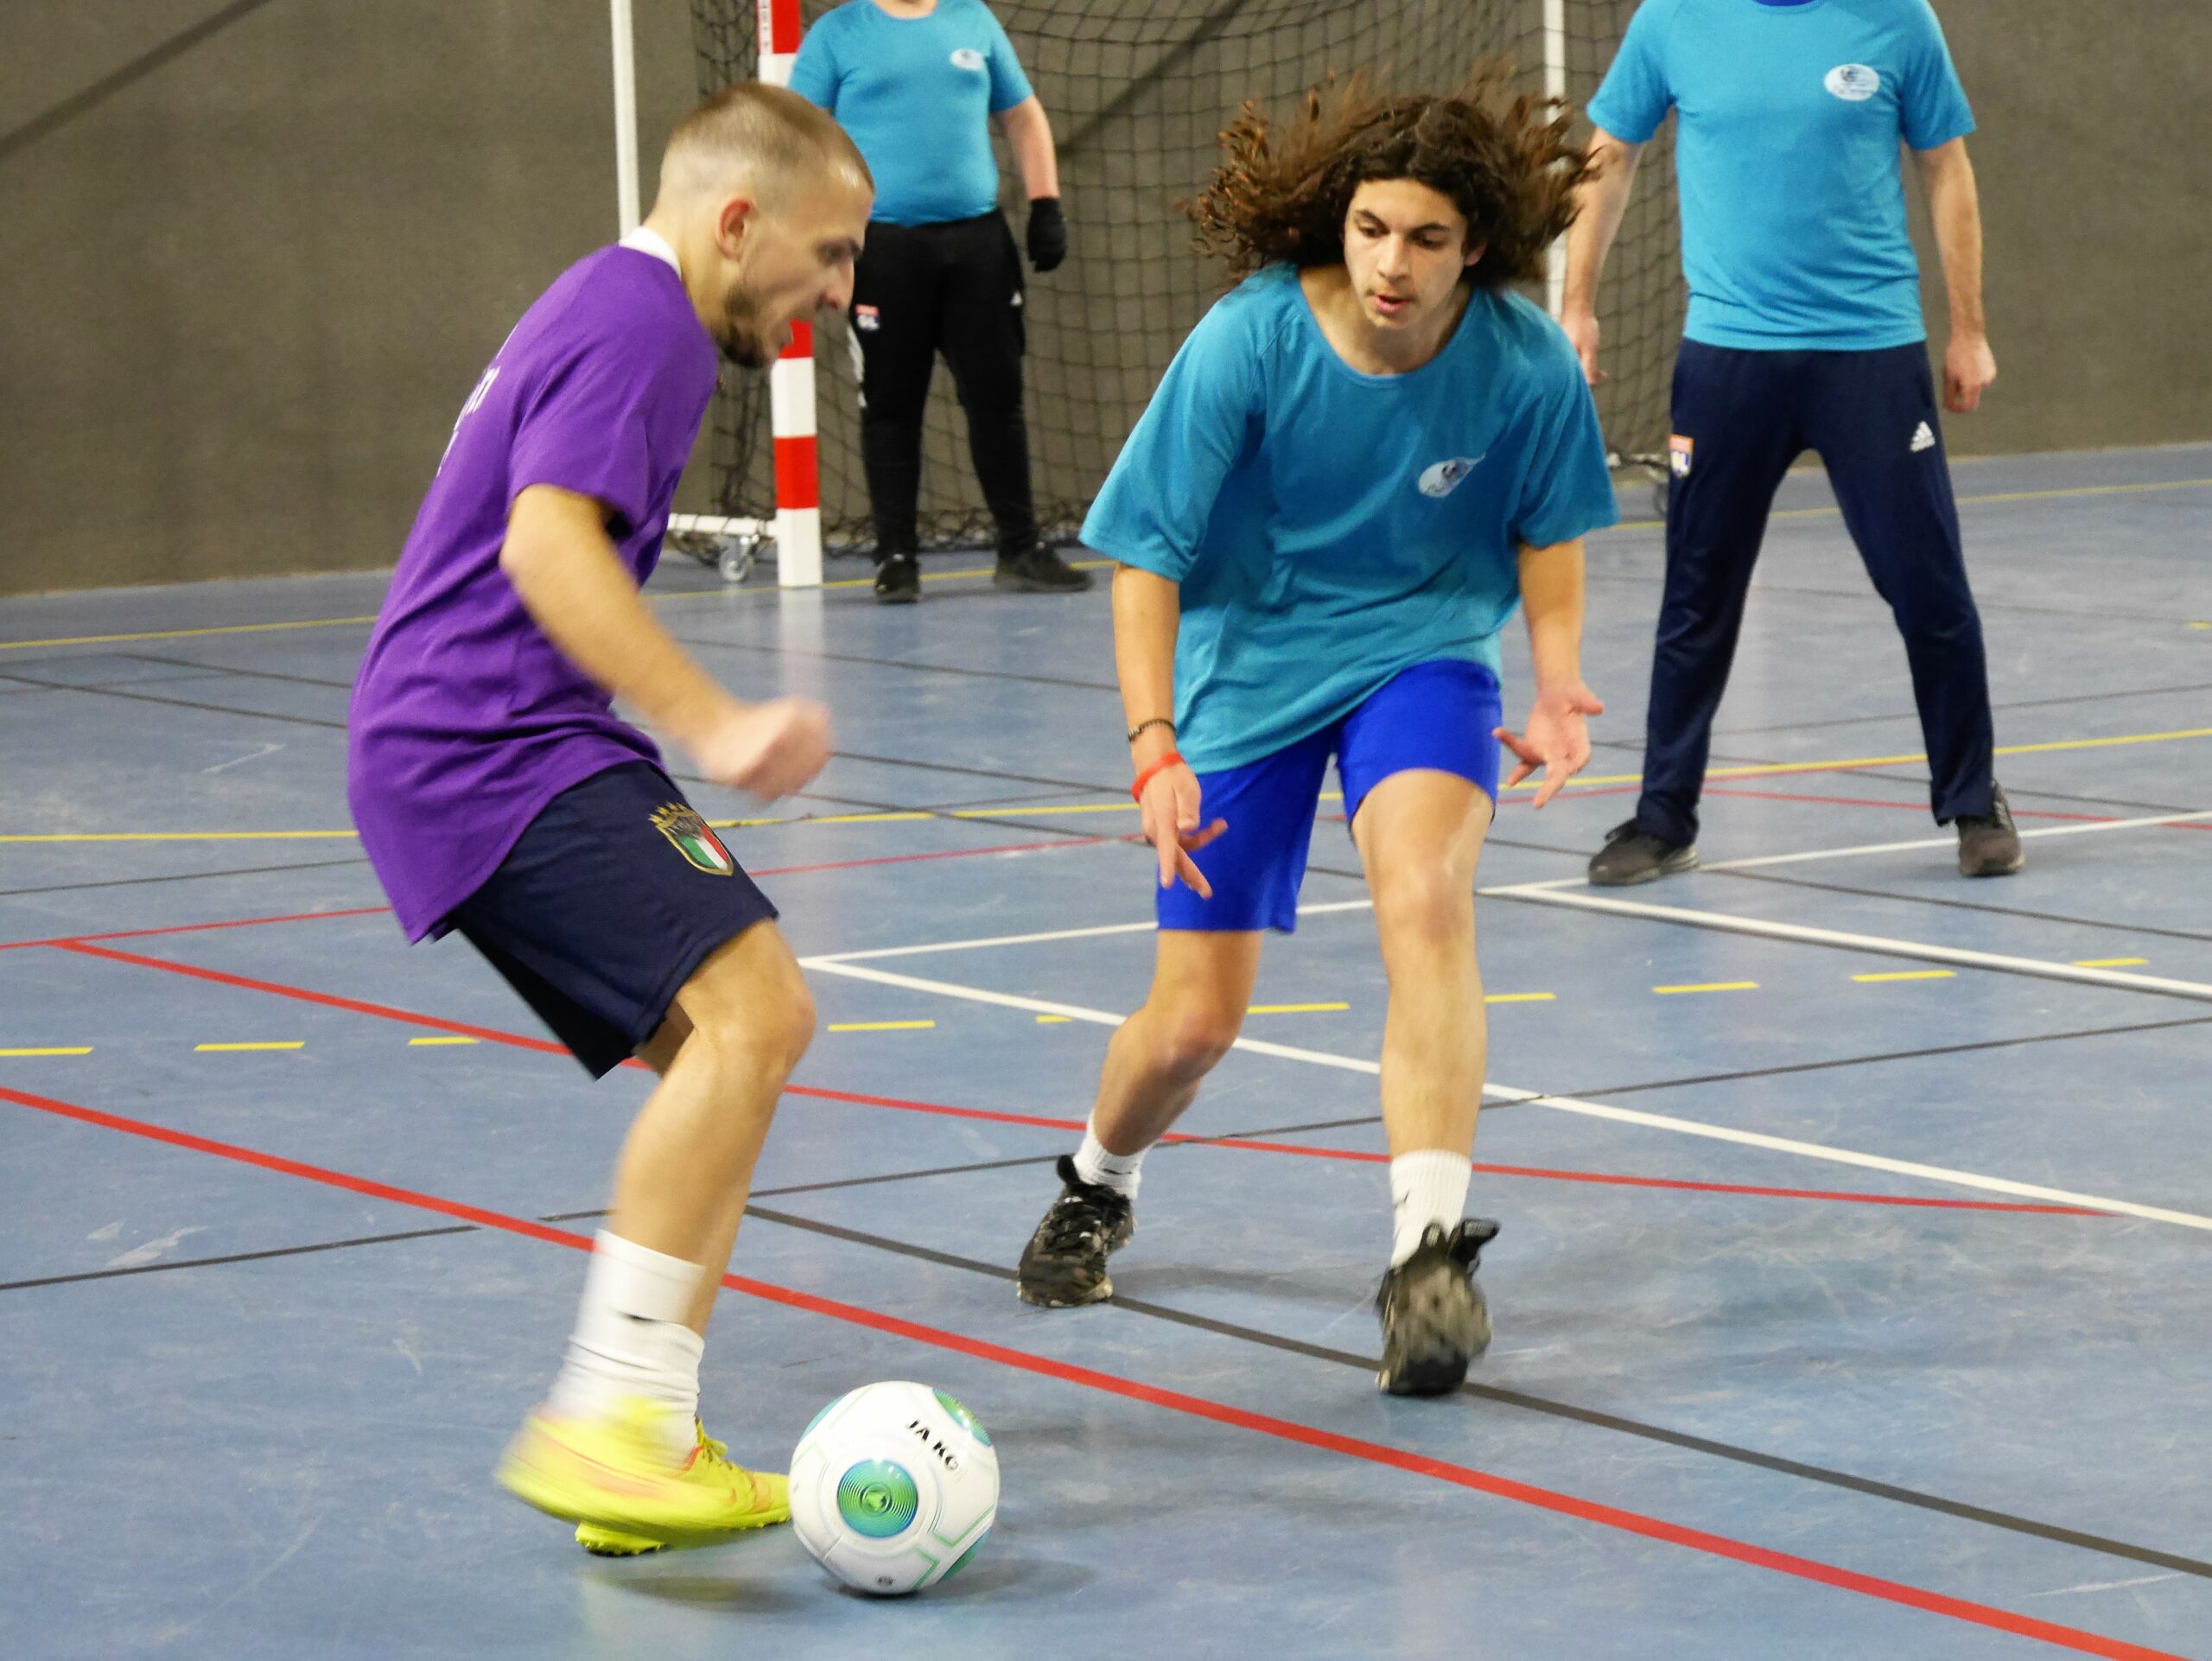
left=499, top=922, right=814, bottom=1541
left=1016, top=930, right=1262, bottom=1306
left=1354, top=767, right=1501, bottom=1395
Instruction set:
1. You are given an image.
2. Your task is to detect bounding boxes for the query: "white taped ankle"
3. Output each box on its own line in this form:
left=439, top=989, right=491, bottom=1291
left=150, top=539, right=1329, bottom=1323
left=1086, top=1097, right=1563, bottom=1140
left=1073, top=1124, right=1147, bottom=1199
left=547, top=1231, right=708, bottom=1453
left=1389, top=1150, right=1471, bottom=1267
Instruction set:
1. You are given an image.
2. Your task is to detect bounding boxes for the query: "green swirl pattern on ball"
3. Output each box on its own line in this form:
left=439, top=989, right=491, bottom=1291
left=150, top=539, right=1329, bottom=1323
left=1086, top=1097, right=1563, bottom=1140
left=932, top=1389, right=993, bottom=1448
left=836, top=1460, right=919, bottom=1539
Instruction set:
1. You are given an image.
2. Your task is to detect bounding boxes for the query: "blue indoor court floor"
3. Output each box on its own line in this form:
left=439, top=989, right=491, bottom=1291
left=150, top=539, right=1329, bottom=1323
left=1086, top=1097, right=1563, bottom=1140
left=2, top=443, right=2209, bottom=1661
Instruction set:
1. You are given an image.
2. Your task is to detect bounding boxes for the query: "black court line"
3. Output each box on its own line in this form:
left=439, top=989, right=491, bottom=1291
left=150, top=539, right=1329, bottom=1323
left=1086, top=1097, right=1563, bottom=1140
left=1549, top=1011, right=2212, bottom=1102
left=671, top=633, right=1117, bottom=695
left=1483, top=886, right=2212, bottom=1006
left=0, top=856, right=372, bottom=901
left=17, top=1110, right=2204, bottom=1574
left=746, top=1205, right=2212, bottom=1583
left=1709, top=867, right=2212, bottom=947
left=130, top=654, right=1123, bottom=802
left=0, top=672, right=347, bottom=731
left=0, top=0, right=287, bottom=164
left=0, top=1224, right=475, bottom=1294
left=0, top=670, right=236, bottom=697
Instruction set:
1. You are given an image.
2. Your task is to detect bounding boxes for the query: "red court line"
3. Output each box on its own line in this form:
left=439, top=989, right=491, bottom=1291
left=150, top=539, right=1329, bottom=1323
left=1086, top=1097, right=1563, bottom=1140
left=50, top=942, right=2108, bottom=1218
left=0, top=1079, right=2177, bottom=1661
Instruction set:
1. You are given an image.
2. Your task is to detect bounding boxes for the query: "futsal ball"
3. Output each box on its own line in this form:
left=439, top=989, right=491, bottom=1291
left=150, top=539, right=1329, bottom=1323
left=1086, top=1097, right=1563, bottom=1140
left=789, top=1380, right=999, bottom=1595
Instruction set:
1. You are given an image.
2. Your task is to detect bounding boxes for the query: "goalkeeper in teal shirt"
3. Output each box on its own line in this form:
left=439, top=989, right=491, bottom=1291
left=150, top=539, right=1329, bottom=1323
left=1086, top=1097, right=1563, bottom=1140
left=1013, top=74, right=1618, bottom=1397
left=791, top=0, right=1089, bottom=601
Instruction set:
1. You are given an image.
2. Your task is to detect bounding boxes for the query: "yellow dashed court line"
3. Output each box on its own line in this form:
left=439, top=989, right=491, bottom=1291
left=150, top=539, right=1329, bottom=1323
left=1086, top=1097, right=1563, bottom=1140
left=1034, top=1015, right=1072, bottom=1024
left=0, top=1047, right=91, bottom=1056
left=1248, top=1002, right=1350, bottom=1015
left=1601, top=475, right=2212, bottom=535
left=12, top=725, right=2212, bottom=845
left=1853, top=970, right=1956, bottom=983
left=0, top=615, right=379, bottom=652
left=2074, top=957, right=2148, bottom=968
left=408, top=1035, right=478, bottom=1047
left=826, top=1020, right=936, bottom=1033
left=194, top=1041, right=304, bottom=1052
left=1485, top=992, right=1557, bottom=1004
left=1653, top=982, right=1760, bottom=996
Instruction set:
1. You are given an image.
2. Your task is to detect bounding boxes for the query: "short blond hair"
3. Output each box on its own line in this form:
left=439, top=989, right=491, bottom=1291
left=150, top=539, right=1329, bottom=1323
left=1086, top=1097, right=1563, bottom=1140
left=660, top=82, right=870, bottom=205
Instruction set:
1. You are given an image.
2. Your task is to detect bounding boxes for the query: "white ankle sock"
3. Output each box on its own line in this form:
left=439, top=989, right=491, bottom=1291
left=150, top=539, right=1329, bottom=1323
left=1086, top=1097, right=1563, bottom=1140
left=547, top=1231, right=707, bottom=1456
left=1389, top=1150, right=1471, bottom=1267
left=1072, top=1123, right=1147, bottom=1200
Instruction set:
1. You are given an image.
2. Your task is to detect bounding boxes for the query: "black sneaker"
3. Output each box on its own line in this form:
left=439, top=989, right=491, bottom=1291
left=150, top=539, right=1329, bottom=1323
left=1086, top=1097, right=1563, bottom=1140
left=1587, top=818, right=1699, bottom=887
left=994, top=544, right=1093, bottom=594
left=1376, top=1219, right=1499, bottom=1397
left=1016, top=1155, right=1135, bottom=1308
left=874, top=550, right=920, bottom=604
left=1956, top=782, right=2024, bottom=877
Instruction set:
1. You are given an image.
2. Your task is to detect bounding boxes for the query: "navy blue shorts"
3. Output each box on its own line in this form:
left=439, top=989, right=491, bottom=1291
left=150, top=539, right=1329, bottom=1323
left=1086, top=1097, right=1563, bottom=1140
left=1159, top=659, right=1503, bottom=934
left=445, top=762, right=779, bottom=1077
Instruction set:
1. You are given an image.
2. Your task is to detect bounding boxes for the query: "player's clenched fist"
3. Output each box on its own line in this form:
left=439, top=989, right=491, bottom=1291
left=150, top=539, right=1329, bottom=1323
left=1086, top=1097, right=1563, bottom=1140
left=689, top=697, right=836, bottom=800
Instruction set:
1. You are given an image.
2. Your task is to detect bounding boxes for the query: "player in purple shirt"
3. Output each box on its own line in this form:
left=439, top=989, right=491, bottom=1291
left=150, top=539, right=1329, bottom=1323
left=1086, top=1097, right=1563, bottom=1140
left=347, top=85, right=871, bottom=1552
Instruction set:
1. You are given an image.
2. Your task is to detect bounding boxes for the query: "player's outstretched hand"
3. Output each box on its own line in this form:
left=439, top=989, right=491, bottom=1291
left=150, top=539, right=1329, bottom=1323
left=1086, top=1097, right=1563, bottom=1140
left=1495, top=683, right=1604, bottom=809
left=689, top=697, right=836, bottom=801
left=1138, top=760, right=1225, bottom=897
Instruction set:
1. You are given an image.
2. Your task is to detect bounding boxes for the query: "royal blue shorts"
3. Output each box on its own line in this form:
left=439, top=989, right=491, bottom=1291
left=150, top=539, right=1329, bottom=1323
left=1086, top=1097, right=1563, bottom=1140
left=445, top=761, right=779, bottom=1077
left=1158, top=659, right=1503, bottom=933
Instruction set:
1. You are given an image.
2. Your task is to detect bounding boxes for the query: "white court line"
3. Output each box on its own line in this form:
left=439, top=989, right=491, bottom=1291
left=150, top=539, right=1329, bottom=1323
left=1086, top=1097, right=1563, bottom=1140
left=799, top=957, right=2212, bottom=1233
left=1482, top=888, right=2212, bottom=1004
left=1699, top=806, right=2212, bottom=873
left=808, top=898, right=1376, bottom=965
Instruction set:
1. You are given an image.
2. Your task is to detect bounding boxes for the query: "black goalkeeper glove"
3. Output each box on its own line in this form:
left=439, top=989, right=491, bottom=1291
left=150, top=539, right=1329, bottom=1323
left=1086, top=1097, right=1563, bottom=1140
left=1025, top=197, right=1067, bottom=273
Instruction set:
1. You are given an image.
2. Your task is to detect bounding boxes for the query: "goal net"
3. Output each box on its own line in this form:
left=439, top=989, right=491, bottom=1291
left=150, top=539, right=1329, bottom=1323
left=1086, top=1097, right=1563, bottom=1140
left=688, top=0, right=1681, bottom=558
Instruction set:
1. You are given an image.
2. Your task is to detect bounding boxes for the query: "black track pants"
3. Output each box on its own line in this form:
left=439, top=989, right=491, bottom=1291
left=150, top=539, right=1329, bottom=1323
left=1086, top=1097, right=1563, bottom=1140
left=848, top=210, right=1035, bottom=557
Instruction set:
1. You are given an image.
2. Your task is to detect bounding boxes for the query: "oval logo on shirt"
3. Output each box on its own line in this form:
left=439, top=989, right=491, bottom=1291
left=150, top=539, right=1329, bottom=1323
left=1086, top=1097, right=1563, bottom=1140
left=1824, top=63, right=1882, bottom=101
left=950, top=48, right=986, bottom=71
left=1417, top=456, right=1484, bottom=498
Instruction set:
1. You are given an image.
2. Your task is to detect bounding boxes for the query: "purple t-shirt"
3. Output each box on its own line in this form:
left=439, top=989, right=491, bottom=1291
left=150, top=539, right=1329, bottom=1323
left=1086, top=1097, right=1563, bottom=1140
left=348, top=241, right=717, bottom=940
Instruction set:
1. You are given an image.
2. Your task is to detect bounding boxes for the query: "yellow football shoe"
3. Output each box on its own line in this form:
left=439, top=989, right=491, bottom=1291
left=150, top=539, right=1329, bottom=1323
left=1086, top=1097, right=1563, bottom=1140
left=496, top=1397, right=790, bottom=1549
left=570, top=1421, right=785, bottom=1556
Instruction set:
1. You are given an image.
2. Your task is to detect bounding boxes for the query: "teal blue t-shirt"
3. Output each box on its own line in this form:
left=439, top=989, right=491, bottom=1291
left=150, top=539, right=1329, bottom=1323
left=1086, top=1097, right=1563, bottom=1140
left=1082, top=267, right=1619, bottom=773
left=1587, top=0, right=1974, bottom=350
left=788, top=0, right=1033, bottom=226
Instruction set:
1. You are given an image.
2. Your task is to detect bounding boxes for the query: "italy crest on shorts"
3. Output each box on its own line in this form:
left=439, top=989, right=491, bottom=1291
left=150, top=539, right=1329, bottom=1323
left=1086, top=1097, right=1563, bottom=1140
left=651, top=803, right=735, bottom=876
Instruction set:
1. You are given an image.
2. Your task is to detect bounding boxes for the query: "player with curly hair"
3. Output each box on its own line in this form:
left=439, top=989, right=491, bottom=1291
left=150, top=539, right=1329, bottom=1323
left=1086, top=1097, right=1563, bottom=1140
left=1013, top=71, right=1620, bottom=1395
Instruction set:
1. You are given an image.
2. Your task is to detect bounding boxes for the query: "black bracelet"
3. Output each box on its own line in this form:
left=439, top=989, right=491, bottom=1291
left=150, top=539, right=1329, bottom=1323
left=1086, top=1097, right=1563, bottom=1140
left=1126, top=716, right=1176, bottom=745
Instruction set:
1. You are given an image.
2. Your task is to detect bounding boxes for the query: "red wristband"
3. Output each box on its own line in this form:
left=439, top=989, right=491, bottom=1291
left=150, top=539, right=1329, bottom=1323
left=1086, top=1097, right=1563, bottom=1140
left=1130, top=752, right=1185, bottom=803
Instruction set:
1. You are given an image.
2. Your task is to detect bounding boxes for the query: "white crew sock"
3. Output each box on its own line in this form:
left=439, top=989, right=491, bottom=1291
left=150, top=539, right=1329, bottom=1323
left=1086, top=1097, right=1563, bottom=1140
left=547, top=1231, right=707, bottom=1457
left=1072, top=1121, right=1147, bottom=1200
left=1389, top=1150, right=1472, bottom=1267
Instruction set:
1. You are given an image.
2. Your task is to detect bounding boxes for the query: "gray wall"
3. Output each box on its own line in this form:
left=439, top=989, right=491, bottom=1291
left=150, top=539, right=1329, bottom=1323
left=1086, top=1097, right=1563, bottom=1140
left=0, top=0, right=2205, bottom=597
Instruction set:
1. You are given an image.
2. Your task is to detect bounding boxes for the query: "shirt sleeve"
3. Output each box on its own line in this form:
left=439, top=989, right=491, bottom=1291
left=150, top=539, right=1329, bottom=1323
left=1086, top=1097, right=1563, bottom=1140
left=1584, top=0, right=1672, bottom=145
left=786, top=22, right=838, bottom=112
left=1512, top=350, right=1620, bottom=550
left=1079, top=298, right=1262, bottom=582
left=982, top=6, right=1034, bottom=114
left=1899, top=2, right=1974, bottom=150
left=506, top=323, right=679, bottom=538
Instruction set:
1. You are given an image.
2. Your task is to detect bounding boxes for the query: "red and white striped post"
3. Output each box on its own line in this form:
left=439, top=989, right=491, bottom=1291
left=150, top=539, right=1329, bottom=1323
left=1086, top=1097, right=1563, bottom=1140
left=758, top=0, right=823, bottom=587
